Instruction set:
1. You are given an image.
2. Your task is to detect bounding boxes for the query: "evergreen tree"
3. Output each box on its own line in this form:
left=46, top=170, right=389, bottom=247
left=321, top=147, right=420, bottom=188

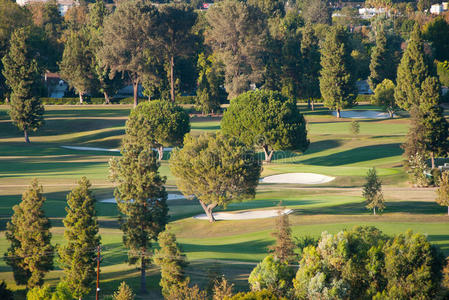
left=113, top=282, right=134, bottom=300
left=301, top=23, right=321, bottom=110
left=59, top=29, right=95, bottom=104
left=368, top=26, right=389, bottom=90
left=394, top=24, right=431, bottom=111
left=109, top=137, right=168, bottom=293
left=2, top=27, right=44, bottom=143
left=153, top=230, right=188, bottom=298
left=5, top=179, right=54, bottom=288
left=363, top=168, right=385, bottom=215
left=319, top=26, right=357, bottom=118
left=437, top=172, right=449, bottom=216
left=59, top=177, right=100, bottom=299
left=196, top=53, right=226, bottom=114
left=418, top=77, right=449, bottom=169
left=269, top=209, right=296, bottom=263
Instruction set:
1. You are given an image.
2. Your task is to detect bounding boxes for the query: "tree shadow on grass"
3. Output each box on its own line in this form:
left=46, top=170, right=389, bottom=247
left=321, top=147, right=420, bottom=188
left=426, top=235, right=449, bottom=255
left=180, top=240, right=272, bottom=258
left=300, top=143, right=403, bottom=166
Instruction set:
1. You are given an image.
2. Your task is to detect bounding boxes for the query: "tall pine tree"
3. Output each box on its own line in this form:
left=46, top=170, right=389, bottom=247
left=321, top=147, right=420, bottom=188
left=418, top=77, right=449, bottom=169
left=5, top=179, right=54, bottom=288
left=368, top=26, right=389, bottom=90
left=153, top=230, right=188, bottom=298
left=2, top=27, right=44, bottom=143
left=319, top=26, right=357, bottom=118
left=59, top=177, right=100, bottom=299
left=109, top=136, right=168, bottom=294
left=301, top=23, right=321, bottom=110
left=394, top=24, right=431, bottom=111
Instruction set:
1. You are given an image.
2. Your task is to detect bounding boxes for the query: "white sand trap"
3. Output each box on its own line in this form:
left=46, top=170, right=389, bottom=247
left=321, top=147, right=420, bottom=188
left=100, top=193, right=187, bottom=203
left=261, top=173, right=335, bottom=184
left=194, top=208, right=293, bottom=221
left=331, top=110, right=393, bottom=119
left=61, top=146, right=173, bottom=152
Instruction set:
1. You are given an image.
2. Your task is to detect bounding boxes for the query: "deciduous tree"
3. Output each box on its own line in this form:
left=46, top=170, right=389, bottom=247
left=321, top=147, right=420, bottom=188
left=196, top=53, right=226, bottom=114
left=5, top=179, right=54, bottom=288
left=374, top=79, right=397, bottom=118
left=319, top=26, right=357, bottom=118
left=221, top=90, right=309, bottom=162
left=109, top=137, right=168, bottom=293
left=363, top=168, right=385, bottom=215
left=170, top=133, right=261, bottom=222
left=2, top=27, right=44, bottom=143
left=436, top=171, right=449, bottom=216
left=59, top=177, right=100, bottom=299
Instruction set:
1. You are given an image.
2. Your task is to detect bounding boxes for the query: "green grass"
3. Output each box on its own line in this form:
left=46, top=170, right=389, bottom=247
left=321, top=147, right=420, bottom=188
left=0, top=104, right=448, bottom=299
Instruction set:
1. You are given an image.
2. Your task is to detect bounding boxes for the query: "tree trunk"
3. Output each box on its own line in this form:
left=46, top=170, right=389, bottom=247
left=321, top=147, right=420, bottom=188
left=104, top=92, right=110, bottom=104
left=336, top=109, right=341, bottom=118
left=447, top=206, right=448, bottom=216
left=199, top=200, right=217, bottom=222
left=140, top=248, right=147, bottom=294
left=133, top=79, right=139, bottom=108
left=170, top=55, right=175, bottom=103
left=307, top=98, right=311, bottom=109
left=157, top=145, right=164, bottom=161
left=24, top=130, right=30, bottom=143
left=373, top=207, right=376, bottom=215
left=262, top=145, right=274, bottom=162
left=79, top=92, right=83, bottom=104
left=431, top=152, right=435, bottom=169
left=388, top=110, right=393, bottom=118
left=311, top=99, right=315, bottom=111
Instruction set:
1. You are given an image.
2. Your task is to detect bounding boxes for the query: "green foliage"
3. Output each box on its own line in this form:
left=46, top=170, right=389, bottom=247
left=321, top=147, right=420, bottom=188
left=294, top=235, right=319, bottom=257
left=394, top=24, right=431, bottom=111
left=319, top=26, right=357, bottom=117
left=5, top=179, right=54, bottom=288
left=293, top=226, right=388, bottom=299
left=26, top=284, right=52, bottom=300
left=363, top=168, right=385, bottom=215
left=0, top=280, right=13, bottom=300
left=382, top=230, right=445, bottom=298
left=153, top=230, right=188, bottom=297
left=301, top=0, right=331, bottom=25
left=405, top=152, right=429, bottom=187
left=423, top=17, right=449, bottom=62
left=368, top=26, right=391, bottom=90
left=350, top=120, right=360, bottom=136
left=165, top=279, right=207, bottom=300
left=113, top=282, right=134, bottom=300
left=206, top=0, right=267, bottom=98
left=437, top=60, right=449, bottom=87
left=59, top=177, right=100, bottom=299
left=436, top=172, right=449, bottom=214
left=212, top=276, right=234, bottom=300
left=300, top=23, right=321, bottom=104
left=2, top=26, right=44, bottom=142
left=51, top=282, right=73, bottom=300
left=227, top=289, right=286, bottom=300
left=221, top=90, right=309, bottom=162
left=269, top=211, right=296, bottom=263
left=248, top=255, right=294, bottom=297
left=169, top=132, right=261, bottom=222
left=126, top=100, right=190, bottom=160
left=374, top=79, right=396, bottom=118
left=109, top=130, right=168, bottom=292
left=59, top=29, right=96, bottom=103
left=196, top=53, right=226, bottom=114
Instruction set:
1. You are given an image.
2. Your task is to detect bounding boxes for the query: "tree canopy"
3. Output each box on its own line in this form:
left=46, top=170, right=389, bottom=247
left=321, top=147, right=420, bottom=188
left=221, top=90, right=309, bottom=162
left=169, top=132, right=261, bottom=222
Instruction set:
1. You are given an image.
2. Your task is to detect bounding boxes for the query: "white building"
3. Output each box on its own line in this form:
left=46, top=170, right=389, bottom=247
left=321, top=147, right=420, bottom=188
left=430, top=4, right=444, bottom=14
left=16, top=0, right=75, bottom=16
left=358, top=7, right=386, bottom=19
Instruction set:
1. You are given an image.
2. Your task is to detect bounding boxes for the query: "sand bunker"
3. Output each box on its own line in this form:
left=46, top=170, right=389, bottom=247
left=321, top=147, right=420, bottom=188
left=62, top=146, right=173, bottom=152
left=194, top=208, right=293, bottom=221
left=331, top=110, right=393, bottom=119
left=261, top=173, right=335, bottom=184
left=100, top=193, right=187, bottom=203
